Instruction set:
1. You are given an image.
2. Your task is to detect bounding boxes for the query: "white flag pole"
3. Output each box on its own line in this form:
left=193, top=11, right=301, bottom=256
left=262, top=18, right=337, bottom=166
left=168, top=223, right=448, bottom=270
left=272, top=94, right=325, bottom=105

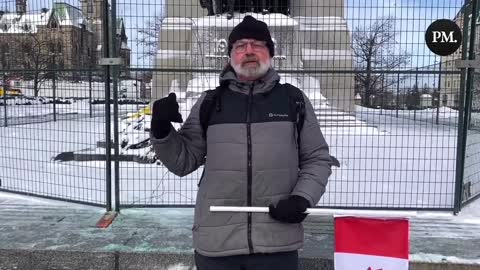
left=210, top=206, right=446, bottom=218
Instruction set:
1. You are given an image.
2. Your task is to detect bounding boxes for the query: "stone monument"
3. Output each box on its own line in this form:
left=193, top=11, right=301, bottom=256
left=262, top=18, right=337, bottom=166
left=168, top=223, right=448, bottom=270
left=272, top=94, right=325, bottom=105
left=153, top=0, right=354, bottom=112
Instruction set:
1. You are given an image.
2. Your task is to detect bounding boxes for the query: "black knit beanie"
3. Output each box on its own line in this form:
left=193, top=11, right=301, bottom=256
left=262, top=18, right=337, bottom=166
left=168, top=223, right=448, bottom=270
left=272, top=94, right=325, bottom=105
left=228, top=16, right=275, bottom=57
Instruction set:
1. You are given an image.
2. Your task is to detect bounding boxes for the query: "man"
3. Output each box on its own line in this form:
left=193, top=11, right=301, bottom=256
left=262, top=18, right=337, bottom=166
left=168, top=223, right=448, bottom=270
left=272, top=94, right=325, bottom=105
left=150, top=16, right=332, bottom=270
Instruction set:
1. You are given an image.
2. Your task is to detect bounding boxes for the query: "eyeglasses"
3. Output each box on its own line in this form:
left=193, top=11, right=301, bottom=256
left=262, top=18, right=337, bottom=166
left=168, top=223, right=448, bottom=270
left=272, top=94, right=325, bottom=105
left=232, top=41, right=268, bottom=53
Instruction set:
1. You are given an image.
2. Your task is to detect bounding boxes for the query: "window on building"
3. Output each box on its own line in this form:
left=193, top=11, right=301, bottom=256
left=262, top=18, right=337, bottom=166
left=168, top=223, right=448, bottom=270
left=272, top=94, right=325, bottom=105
left=52, top=20, right=58, bottom=28
left=454, top=94, right=459, bottom=107
left=442, top=94, right=448, bottom=106
left=447, top=81, right=451, bottom=88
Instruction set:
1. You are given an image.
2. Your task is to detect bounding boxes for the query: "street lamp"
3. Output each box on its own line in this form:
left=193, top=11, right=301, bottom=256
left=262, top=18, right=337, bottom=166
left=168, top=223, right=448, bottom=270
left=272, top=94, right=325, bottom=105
left=436, top=60, right=442, bottom=125
left=87, top=52, right=94, bottom=118
left=2, top=52, right=10, bottom=127
left=396, top=73, right=400, bottom=118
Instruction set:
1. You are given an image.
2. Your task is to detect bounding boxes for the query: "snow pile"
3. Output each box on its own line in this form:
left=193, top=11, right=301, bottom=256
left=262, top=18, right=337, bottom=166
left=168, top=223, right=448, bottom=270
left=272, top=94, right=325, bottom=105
left=459, top=199, right=480, bottom=219
left=410, top=253, right=480, bottom=265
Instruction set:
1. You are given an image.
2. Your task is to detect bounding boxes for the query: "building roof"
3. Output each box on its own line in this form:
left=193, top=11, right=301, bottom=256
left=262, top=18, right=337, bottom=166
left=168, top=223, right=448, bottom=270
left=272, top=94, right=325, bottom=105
left=121, top=41, right=130, bottom=51
left=115, top=18, right=128, bottom=40
left=453, top=1, right=480, bottom=25
left=53, top=2, right=92, bottom=31
left=453, top=2, right=468, bottom=22
left=116, top=18, right=124, bottom=35
left=0, top=9, right=53, bottom=33
left=0, top=2, right=92, bottom=34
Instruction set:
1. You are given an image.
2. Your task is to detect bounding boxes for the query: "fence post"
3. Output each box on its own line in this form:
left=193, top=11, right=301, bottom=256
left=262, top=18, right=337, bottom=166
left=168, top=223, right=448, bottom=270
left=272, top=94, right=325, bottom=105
left=103, top=0, right=113, bottom=212
left=414, top=68, right=418, bottom=121
left=89, top=70, right=93, bottom=118
left=52, top=69, right=57, bottom=122
left=436, top=61, right=442, bottom=125
left=396, top=73, right=400, bottom=118
left=111, top=0, right=121, bottom=213
left=454, top=0, right=478, bottom=214
left=2, top=73, right=7, bottom=127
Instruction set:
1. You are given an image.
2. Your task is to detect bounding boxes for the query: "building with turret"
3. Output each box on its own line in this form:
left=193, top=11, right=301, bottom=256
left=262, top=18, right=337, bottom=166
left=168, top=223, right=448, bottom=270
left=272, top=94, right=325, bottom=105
left=0, top=0, right=130, bottom=75
left=79, top=0, right=131, bottom=69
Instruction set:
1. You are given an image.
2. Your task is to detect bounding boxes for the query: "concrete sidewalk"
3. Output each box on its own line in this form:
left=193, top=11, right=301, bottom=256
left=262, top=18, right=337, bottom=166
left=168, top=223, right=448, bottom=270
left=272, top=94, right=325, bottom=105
left=0, top=192, right=479, bottom=270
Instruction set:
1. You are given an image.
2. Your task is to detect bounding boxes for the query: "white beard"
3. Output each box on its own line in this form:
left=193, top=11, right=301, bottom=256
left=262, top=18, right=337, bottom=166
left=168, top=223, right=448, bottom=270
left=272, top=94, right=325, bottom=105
left=231, top=57, right=271, bottom=80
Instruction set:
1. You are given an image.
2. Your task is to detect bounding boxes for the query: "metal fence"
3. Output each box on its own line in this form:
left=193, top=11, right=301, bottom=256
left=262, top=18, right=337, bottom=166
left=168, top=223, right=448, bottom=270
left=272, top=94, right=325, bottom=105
left=0, top=0, right=479, bottom=213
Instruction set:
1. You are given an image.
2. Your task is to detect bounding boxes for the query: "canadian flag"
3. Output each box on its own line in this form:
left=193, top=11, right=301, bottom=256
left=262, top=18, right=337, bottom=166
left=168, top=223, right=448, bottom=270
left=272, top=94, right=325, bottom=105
left=334, top=216, right=409, bottom=270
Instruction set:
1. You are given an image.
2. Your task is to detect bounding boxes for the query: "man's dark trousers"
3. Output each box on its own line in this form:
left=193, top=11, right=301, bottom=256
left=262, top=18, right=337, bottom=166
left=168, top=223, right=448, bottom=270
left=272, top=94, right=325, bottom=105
left=195, top=250, right=299, bottom=270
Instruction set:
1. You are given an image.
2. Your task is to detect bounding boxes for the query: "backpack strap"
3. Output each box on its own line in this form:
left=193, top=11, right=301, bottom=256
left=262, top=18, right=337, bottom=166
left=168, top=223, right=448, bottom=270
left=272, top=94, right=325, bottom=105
left=199, top=85, right=226, bottom=140
left=283, top=83, right=306, bottom=146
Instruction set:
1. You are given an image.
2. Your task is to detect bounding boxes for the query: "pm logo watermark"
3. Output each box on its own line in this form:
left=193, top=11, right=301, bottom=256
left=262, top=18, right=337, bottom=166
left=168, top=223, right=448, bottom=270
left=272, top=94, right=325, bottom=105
left=432, top=31, right=457, bottom=43
left=425, top=19, right=462, bottom=56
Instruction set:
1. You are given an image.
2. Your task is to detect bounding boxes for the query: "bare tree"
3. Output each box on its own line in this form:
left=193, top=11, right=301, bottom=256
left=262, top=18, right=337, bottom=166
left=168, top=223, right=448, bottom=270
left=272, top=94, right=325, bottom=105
left=353, top=17, right=410, bottom=107
left=9, top=32, right=57, bottom=97
left=136, top=12, right=163, bottom=65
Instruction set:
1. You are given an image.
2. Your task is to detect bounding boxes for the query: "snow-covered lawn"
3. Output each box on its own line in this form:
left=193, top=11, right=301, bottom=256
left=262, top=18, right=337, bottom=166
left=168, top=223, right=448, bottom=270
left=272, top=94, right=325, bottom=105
left=0, top=89, right=477, bottom=209
left=320, top=106, right=459, bottom=208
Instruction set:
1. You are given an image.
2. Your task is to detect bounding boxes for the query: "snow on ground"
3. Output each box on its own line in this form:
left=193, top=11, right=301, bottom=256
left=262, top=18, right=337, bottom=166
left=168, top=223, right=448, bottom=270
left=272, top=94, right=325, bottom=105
left=0, top=102, right=463, bottom=208
left=459, top=198, right=480, bottom=218
left=410, top=253, right=480, bottom=265
left=0, top=96, right=479, bottom=264
left=0, top=78, right=478, bottom=210
left=0, top=190, right=101, bottom=211
left=355, top=105, right=459, bottom=126
left=0, top=112, right=200, bottom=205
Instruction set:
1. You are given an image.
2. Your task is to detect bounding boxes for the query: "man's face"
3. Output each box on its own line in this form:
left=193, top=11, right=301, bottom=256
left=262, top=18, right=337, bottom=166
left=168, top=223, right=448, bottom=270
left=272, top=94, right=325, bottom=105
left=230, top=38, right=272, bottom=81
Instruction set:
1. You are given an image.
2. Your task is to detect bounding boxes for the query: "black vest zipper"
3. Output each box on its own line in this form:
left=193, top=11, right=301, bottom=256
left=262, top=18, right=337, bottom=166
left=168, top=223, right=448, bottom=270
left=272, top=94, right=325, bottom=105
left=246, top=85, right=254, bottom=254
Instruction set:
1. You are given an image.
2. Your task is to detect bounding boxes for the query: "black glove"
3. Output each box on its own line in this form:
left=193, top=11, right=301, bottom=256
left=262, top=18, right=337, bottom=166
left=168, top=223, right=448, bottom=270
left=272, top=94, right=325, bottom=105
left=151, top=93, right=183, bottom=138
left=269, top=195, right=310, bottom=223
